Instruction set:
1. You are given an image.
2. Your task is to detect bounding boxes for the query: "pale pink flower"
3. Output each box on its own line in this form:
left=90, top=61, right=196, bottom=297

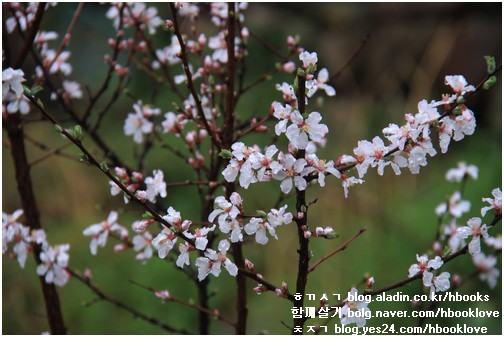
left=36, top=244, right=70, bottom=287
left=2, top=68, right=25, bottom=99
left=299, top=51, right=318, bottom=69
left=183, top=225, right=216, bottom=250
left=267, top=205, right=293, bottom=228
left=133, top=231, right=153, bottom=261
left=453, top=107, right=476, bottom=141
left=341, top=175, right=364, bottom=198
left=154, top=36, right=182, bottom=67
left=176, top=242, right=191, bottom=268
left=423, top=271, right=451, bottom=295
left=124, top=109, right=153, bottom=144
left=481, top=188, right=502, bottom=217
left=145, top=169, right=167, bottom=202
left=443, top=219, right=465, bottom=253
left=445, top=162, right=478, bottom=182
left=195, top=240, right=237, bottom=281
left=472, top=253, right=499, bottom=289
left=444, top=75, right=475, bottom=95
left=456, top=217, right=489, bottom=255
left=340, top=288, right=370, bottom=327
left=83, top=211, right=128, bottom=255
left=152, top=227, right=177, bottom=259
left=286, top=111, right=328, bottom=149
left=271, top=152, right=307, bottom=194
left=306, top=68, right=335, bottom=97
left=244, top=217, right=278, bottom=245
left=275, top=82, right=297, bottom=102
left=272, top=102, right=293, bottom=135
left=303, top=153, right=341, bottom=187
left=435, top=191, right=470, bottom=218
left=408, top=254, right=444, bottom=278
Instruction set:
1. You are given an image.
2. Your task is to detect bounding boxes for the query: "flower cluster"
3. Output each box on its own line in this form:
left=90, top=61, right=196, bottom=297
left=3, top=209, right=70, bottom=287
left=2, top=68, right=30, bottom=114
left=408, top=255, right=450, bottom=296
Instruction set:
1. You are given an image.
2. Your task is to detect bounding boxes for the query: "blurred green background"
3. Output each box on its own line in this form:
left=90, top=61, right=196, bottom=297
left=2, top=2, right=501, bottom=334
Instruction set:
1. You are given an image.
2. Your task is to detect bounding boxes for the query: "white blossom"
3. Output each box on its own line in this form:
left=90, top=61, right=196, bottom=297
left=456, top=217, right=489, bottom=255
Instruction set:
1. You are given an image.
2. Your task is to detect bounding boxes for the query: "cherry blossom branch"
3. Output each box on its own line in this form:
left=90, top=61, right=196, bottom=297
left=308, top=227, right=367, bottom=273
left=293, top=72, right=310, bottom=334
left=238, top=269, right=295, bottom=302
left=24, top=94, right=196, bottom=247
left=169, top=3, right=221, bottom=149
left=45, top=3, right=84, bottom=72
left=4, top=111, right=67, bottom=334
left=12, top=2, right=46, bottom=69
left=67, top=269, right=190, bottom=334
left=128, top=279, right=235, bottom=327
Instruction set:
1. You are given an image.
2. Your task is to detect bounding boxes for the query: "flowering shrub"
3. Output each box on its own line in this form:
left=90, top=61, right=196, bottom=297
left=2, top=2, right=501, bottom=335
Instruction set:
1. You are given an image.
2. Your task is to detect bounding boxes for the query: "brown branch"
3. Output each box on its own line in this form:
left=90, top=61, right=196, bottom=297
left=292, top=72, right=309, bottom=334
left=129, top=279, right=235, bottom=327
left=329, top=33, right=370, bottom=81
left=4, top=112, right=67, bottom=334
left=169, top=3, right=221, bottom=149
left=239, top=269, right=295, bottom=302
left=67, top=269, right=190, bottom=334
left=45, top=3, right=84, bottom=72
left=308, top=227, right=367, bottom=273
left=12, top=2, right=46, bottom=68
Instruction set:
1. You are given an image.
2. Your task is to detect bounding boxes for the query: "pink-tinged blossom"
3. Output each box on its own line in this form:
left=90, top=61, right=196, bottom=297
left=244, top=217, right=278, bottom=245
left=82, top=211, right=128, bottom=255
left=106, top=3, right=163, bottom=35
left=408, top=255, right=444, bottom=278
left=453, top=106, right=476, bottom=141
left=303, top=153, right=341, bottom=187
left=267, top=205, right=293, bottom=228
left=306, top=68, right=336, bottom=97
left=12, top=225, right=31, bottom=268
left=124, top=109, right=153, bottom=144
left=353, top=137, right=390, bottom=178
left=481, top=188, right=502, bottom=217
left=162, top=112, right=184, bottom=134
left=445, top=162, right=478, bottom=182
left=435, top=191, right=470, bottom=218
left=443, top=219, right=465, bottom=253
left=444, top=75, right=475, bottom=95
left=145, top=169, right=167, bottom=202
left=248, top=145, right=278, bottom=182
left=437, top=116, right=456, bottom=153
left=472, top=253, right=499, bottom=289
left=154, top=36, right=181, bottom=67
left=59, top=80, right=83, bottom=102
left=208, top=32, right=228, bottom=63
left=195, top=240, right=237, bottom=281
left=456, top=217, right=489, bottom=255
left=208, top=193, right=242, bottom=227
left=152, top=227, right=177, bottom=259
left=275, top=83, right=297, bottom=102
left=341, top=175, right=364, bottom=198
left=2, top=209, right=24, bottom=253
left=162, top=207, right=187, bottom=230
left=382, top=123, right=412, bottom=151
left=155, top=289, right=171, bottom=301
left=272, top=102, right=293, bottom=135
left=340, top=288, right=370, bottom=327
left=222, top=159, right=241, bottom=183
left=183, top=225, right=216, bottom=250
left=177, top=2, right=199, bottom=20
left=219, top=218, right=243, bottom=243
left=271, top=152, right=307, bottom=194
left=423, top=271, right=451, bottom=296
left=176, top=242, right=192, bottom=268
left=485, top=234, right=502, bottom=251
left=299, top=51, right=318, bottom=69
left=132, top=231, right=153, bottom=262
left=36, top=244, right=70, bottom=287
left=286, top=111, right=328, bottom=149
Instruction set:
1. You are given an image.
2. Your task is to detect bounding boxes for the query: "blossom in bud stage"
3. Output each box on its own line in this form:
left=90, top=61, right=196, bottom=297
left=481, top=188, right=502, bottom=217
left=340, top=288, right=370, bottom=327
left=244, top=259, right=255, bottom=271
left=145, top=169, right=167, bottom=202
left=306, top=68, right=335, bottom=97
left=299, top=51, right=318, bottom=69
left=456, top=217, right=489, bottom=255
left=271, top=152, right=307, bottom=194
left=36, top=244, right=70, bottom=287
left=445, top=162, right=478, bottom=182
left=195, top=239, right=237, bottom=281
left=444, top=75, right=475, bottom=95
left=183, top=225, right=216, bottom=250
left=408, top=255, right=443, bottom=278
left=83, top=211, right=128, bottom=255
left=435, top=191, right=470, bottom=218
left=472, top=253, right=500, bottom=289
left=152, top=226, right=178, bottom=259
left=423, top=271, right=451, bottom=295
left=155, top=290, right=171, bottom=301
left=281, top=61, right=296, bottom=73
left=315, top=226, right=334, bottom=237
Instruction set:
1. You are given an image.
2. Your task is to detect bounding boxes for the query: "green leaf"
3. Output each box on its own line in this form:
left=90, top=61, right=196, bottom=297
left=456, top=96, right=465, bottom=104
left=55, top=124, right=63, bottom=133
left=256, top=210, right=267, bottom=218
left=74, top=125, right=83, bottom=141
left=326, top=232, right=340, bottom=239
left=79, top=152, right=89, bottom=162
left=484, top=55, right=496, bottom=74
left=30, top=85, right=43, bottom=95
left=142, top=211, right=154, bottom=219
left=22, top=85, right=31, bottom=96
left=36, top=98, right=44, bottom=109
left=66, top=129, right=77, bottom=139
left=483, top=76, right=497, bottom=90
left=218, top=149, right=233, bottom=159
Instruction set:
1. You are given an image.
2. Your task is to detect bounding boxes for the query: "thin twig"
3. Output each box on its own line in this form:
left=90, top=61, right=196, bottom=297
left=308, top=227, right=367, bottom=273
left=329, top=33, right=370, bottom=81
